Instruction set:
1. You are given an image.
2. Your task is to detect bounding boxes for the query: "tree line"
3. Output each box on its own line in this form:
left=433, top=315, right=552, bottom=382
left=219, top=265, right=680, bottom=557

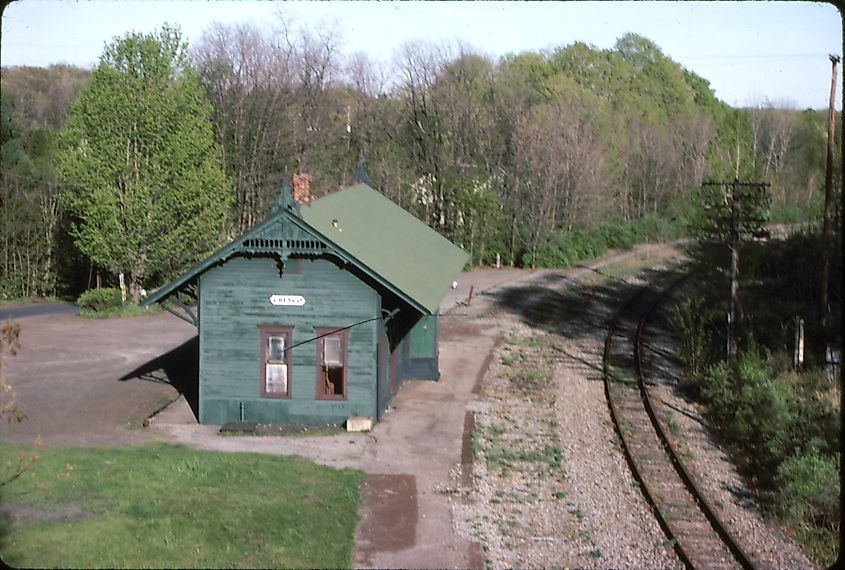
left=0, top=20, right=839, bottom=300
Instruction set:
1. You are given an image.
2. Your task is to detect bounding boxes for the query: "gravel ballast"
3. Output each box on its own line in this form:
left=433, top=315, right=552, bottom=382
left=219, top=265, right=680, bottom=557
left=452, top=249, right=820, bottom=569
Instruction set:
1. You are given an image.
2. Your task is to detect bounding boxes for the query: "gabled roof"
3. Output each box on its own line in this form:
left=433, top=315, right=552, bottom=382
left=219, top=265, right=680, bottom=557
left=143, top=182, right=468, bottom=316
left=303, top=183, right=468, bottom=314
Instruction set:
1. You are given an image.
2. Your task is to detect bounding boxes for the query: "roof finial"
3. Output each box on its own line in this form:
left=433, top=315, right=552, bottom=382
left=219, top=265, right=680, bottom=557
left=273, top=166, right=301, bottom=217
left=352, top=150, right=373, bottom=187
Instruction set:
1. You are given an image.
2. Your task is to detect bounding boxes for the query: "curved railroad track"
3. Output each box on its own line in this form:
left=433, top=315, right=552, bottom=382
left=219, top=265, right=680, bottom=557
left=602, top=271, right=759, bottom=570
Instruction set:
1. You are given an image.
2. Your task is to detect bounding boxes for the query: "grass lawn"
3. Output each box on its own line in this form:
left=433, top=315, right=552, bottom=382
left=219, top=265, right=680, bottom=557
left=0, top=443, right=362, bottom=568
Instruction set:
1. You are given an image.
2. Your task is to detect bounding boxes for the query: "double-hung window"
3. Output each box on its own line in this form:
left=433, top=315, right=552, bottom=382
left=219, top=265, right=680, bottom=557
left=315, top=328, right=348, bottom=400
left=261, top=326, right=292, bottom=398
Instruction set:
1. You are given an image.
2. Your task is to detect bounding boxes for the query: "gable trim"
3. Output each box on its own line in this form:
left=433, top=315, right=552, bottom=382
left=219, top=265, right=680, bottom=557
left=142, top=208, right=429, bottom=316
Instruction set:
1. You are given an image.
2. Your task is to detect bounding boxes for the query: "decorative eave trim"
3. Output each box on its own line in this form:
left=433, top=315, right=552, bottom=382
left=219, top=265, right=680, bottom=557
left=142, top=208, right=428, bottom=316
left=142, top=209, right=337, bottom=308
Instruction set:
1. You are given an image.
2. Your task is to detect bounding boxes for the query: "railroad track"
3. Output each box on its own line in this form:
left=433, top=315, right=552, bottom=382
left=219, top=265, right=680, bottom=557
left=602, top=272, right=758, bottom=570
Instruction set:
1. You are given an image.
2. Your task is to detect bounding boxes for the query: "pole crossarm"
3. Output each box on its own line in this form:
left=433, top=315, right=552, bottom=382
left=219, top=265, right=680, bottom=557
left=697, top=180, right=772, bottom=243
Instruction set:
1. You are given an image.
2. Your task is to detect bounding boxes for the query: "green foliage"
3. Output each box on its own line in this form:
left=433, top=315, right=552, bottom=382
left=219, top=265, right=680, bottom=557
left=447, top=171, right=509, bottom=266
left=671, top=296, right=716, bottom=380
left=76, top=287, right=122, bottom=313
left=523, top=215, right=688, bottom=268
left=524, top=227, right=606, bottom=269
left=0, top=65, right=90, bottom=132
left=687, top=226, right=840, bottom=366
left=597, top=221, right=639, bottom=250
left=774, top=449, right=839, bottom=529
left=56, top=25, right=232, bottom=301
left=701, top=350, right=796, bottom=461
left=0, top=443, right=362, bottom=568
left=1, top=65, right=94, bottom=298
left=76, top=288, right=162, bottom=319
left=2, top=30, right=838, bottom=300
left=635, top=212, right=689, bottom=243
left=0, top=92, right=63, bottom=299
left=675, top=225, right=840, bottom=563
left=687, top=341, right=840, bottom=545
left=693, top=346, right=841, bottom=562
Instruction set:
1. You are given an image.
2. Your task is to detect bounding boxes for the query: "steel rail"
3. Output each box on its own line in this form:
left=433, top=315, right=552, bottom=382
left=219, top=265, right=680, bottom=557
left=602, top=271, right=759, bottom=570
left=602, top=279, right=692, bottom=568
left=633, top=278, right=758, bottom=570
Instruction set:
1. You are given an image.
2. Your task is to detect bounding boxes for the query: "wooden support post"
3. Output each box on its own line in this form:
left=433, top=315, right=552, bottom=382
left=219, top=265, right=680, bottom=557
left=821, top=54, right=839, bottom=329
left=793, top=316, right=805, bottom=371
left=701, top=178, right=769, bottom=363
left=119, top=272, right=127, bottom=307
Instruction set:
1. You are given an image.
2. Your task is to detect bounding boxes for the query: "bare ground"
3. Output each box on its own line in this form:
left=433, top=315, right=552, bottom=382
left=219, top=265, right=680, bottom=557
left=1, top=312, right=196, bottom=447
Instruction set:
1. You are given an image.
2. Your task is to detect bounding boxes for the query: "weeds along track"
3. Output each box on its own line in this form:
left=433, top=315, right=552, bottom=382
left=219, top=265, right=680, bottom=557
left=602, top=272, right=758, bottom=570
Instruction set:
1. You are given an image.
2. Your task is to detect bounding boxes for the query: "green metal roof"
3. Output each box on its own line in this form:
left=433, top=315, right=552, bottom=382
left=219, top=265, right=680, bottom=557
left=302, top=183, right=468, bottom=314
left=144, top=182, right=468, bottom=316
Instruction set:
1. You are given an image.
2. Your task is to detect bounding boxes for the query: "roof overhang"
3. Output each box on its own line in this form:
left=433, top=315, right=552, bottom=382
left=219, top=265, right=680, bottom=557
left=142, top=200, right=451, bottom=318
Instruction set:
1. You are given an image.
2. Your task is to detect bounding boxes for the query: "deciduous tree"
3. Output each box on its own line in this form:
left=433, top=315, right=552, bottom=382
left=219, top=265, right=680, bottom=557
left=57, top=26, right=231, bottom=301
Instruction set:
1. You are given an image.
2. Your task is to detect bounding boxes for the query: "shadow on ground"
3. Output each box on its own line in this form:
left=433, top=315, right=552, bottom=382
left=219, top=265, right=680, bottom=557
left=489, top=266, right=671, bottom=340
left=119, top=336, right=200, bottom=420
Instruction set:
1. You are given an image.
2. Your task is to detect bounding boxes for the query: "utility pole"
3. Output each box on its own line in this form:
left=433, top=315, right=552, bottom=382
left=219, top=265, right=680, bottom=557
left=728, top=181, right=740, bottom=361
left=346, top=105, right=352, bottom=152
left=700, top=179, right=771, bottom=362
left=820, top=54, right=839, bottom=329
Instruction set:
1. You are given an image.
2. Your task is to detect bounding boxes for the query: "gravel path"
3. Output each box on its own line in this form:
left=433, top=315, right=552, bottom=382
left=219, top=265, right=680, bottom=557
left=553, top=330, right=682, bottom=569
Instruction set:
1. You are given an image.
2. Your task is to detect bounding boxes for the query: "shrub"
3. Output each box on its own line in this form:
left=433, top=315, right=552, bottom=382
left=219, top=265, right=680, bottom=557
left=671, top=295, right=715, bottom=380
left=699, top=349, right=796, bottom=474
left=77, top=288, right=122, bottom=313
left=524, top=214, right=691, bottom=269
left=598, top=220, right=638, bottom=250
left=526, top=227, right=609, bottom=268
left=736, top=352, right=794, bottom=460
left=774, top=450, right=840, bottom=528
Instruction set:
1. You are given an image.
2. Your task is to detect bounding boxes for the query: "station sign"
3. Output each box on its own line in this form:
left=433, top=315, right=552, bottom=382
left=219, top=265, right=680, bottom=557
left=269, top=294, right=306, bottom=307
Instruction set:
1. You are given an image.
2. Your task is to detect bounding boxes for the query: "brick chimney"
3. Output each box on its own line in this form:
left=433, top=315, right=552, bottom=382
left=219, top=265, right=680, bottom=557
left=292, top=172, right=313, bottom=205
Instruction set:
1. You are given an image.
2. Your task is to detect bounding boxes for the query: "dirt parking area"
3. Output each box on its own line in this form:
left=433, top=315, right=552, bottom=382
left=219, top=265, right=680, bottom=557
left=1, top=312, right=197, bottom=447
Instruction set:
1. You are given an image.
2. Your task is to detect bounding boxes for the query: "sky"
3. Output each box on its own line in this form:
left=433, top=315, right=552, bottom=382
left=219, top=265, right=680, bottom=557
left=1, top=0, right=842, bottom=110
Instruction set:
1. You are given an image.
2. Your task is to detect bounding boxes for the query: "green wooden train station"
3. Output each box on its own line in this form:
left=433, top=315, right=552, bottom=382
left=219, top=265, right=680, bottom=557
left=143, top=169, right=468, bottom=426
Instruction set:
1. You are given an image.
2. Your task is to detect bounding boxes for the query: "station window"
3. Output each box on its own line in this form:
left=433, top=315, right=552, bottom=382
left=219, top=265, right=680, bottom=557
left=260, top=326, right=293, bottom=398
left=316, top=328, right=348, bottom=400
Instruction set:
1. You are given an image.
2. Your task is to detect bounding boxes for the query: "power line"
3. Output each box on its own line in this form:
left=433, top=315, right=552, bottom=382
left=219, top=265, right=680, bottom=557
left=680, top=53, right=839, bottom=62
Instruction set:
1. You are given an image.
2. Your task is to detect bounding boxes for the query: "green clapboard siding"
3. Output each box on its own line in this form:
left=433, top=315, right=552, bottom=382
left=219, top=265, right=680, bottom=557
left=198, top=256, right=379, bottom=425
left=409, top=316, right=437, bottom=358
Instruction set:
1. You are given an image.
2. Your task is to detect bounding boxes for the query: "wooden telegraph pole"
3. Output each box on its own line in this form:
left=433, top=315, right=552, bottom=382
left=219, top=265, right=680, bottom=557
left=820, top=54, right=840, bottom=329
left=728, top=180, right=740, bottom=361
left=701, top=179, right=771, bottom=361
